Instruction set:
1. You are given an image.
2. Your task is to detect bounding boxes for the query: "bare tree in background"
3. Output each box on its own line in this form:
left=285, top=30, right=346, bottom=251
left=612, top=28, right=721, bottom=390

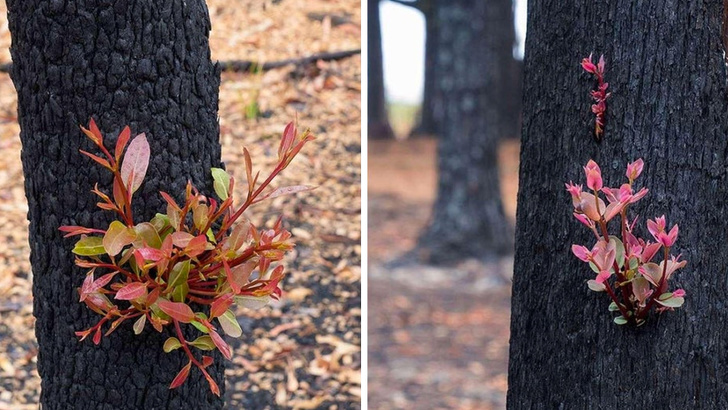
left=415, top=0, right=518, bottom=264
left=368, top=0, right=395, bottom=139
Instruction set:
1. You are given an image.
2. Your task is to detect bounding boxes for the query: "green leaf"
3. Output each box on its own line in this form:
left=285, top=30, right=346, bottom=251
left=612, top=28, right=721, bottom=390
left=211, top=168, right=231, bottom=200
left=103, top=221, right=136, bottom=256
left=133, top=315, right=146, bottom=335
left=191, top=320, right=210, bottom=334
left=587, top=280, right=606, bottom=292
left=150, top=213, right=170, bottom=233
left=656, top=296, right=685, bottom=308
left=234, top=294, right=272, bottom=310
left=613, top=316, right=628, bottom=325
left=608, top=302, right=619, bottom=312
left=133, top=222, right=162, bottom=249
left=206, top=228, right=216, bottom=244
left=163, top=337, right=182, bottom=353
left=217, top=310, right=243, bottom=338
left=188, top=335, right=216, bottom=350
left=171, top=282, right=189, bottom=303
left=72, top=236, right=107, bottom=256
left=609, top=236, right=625, bottom=268
left=193, top=204, right=209, bottom=231
left=168, top=260, right=190, bottom=288
left=629, top=256, right=639, bottom=270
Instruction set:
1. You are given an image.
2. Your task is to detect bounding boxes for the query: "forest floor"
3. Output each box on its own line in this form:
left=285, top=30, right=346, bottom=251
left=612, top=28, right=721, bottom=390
left=0, top=1, right=361, bottom=409
left=368, top=137, right=519, bottom=409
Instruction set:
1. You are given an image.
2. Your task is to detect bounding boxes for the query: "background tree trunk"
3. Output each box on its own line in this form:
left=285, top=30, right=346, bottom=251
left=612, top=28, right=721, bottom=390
left=508, top=1, right=728, bottom=408
left=409, top=0, right=441, bottom=138
left=8, top=1, right=224, bottom=408
left=368, top=0, right=395, bottom=140
left=415, top=0, right=516, bottom=264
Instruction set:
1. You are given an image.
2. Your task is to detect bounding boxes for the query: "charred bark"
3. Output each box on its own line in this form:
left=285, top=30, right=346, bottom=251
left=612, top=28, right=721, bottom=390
left=415, top=0, right=516, bottom=263
left=508, top=1, right=728, bottom=408
left=8, top=1, right=224, bottom=408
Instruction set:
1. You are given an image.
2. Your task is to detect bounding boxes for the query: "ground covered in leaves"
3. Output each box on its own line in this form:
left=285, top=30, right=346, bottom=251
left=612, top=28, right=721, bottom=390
left=368, top=138, right=518, bottom=409
left=0, top=1, right=360, bottom=408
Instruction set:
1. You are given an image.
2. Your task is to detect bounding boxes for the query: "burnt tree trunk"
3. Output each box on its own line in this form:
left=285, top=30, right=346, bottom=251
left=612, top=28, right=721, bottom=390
left=509, top=1, right=728, bottom=408
left=409, top=0, right=441, bottom=138
left=368, top=0, right=395, bottom=140
left=415, top=0, right=516, bottom=263
left=8, top=1, right=224, bottom=408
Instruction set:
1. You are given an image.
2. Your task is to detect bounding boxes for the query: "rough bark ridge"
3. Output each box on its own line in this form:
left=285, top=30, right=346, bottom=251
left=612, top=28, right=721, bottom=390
left=7, top=1, right=224, bottom=408
left=416, top=0, right=514, bottom=263
left=367, top=0, right=395, bottom=139
left=508, top=1, right=728, bottom=408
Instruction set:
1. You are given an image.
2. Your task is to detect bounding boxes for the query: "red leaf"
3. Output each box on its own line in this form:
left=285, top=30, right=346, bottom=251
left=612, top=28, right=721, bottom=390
left=210, top=330, right=232, bottom=360
left=120, top=133, right=150, bottom=194
left=147, top=287, right=161, bottom=306
left=136, top=247, right=165, bottom=261
left=113, top=176, right=127, bottom=208
left=60, top=225, right=106, bottom=238
left=157, top=299, right=195, bottom=323
left=75, top=329, right=92, bottom=341
left=93, top=327, right=102, bottom=345
left=209, top=293, right=234, bottom=319
left=184, top=235, right=207, bottom=258
left=89, top=118, right=103, bottom=145
left=115, top=126, right=131, bottom=163
left=115, top=282, right=148, bottom=300
left=80, top=118, right=103, bottom=146
left=169, top=361, right=192, bottom=390
left=159, top=191, right=181, bottom=211
left=204, top=371, right=220, bottom=396
left=201, top=355, right=214, bottom=368
left=278, top=121, right=296, bottom=159
left=79, top=150, right=111, bottom=169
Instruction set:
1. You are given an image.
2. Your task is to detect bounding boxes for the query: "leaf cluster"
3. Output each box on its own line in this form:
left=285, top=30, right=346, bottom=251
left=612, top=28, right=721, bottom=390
left=60, top=119, right=315, bottom=394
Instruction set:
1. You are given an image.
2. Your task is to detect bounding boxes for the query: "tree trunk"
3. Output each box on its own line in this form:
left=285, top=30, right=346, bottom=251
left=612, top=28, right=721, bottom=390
left=508, top=1, right=728, bottom=408
left=368, top=0, right=395, bottom=140
left=8, top=1, right=224, bottom=408
left=409, top=0, right=441, bottom=138
left=415, top=0, right=515, bottom=264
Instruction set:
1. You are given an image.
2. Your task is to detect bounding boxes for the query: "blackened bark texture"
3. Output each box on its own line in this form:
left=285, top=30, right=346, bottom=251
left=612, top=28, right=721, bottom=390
left=508, top=1, right=728, bottom=408
left=7, top=1, right=224, bottom=408
left=415, top=0, right=515, bottom=263
left=368, top=0, right=395, bottom=140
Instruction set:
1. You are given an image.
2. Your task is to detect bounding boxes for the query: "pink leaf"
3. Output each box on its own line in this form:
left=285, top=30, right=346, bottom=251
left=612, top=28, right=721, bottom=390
left=136, top=247, right=165, bottom=262
left=120, top=133, right=150, bottom=194
left=115, top=282, right=148, bottom=300
left=210, top=330, right=232, bottom=360
left=171, top=231, right=195, bottom=248
left=157, top=299, right=195, bottom=323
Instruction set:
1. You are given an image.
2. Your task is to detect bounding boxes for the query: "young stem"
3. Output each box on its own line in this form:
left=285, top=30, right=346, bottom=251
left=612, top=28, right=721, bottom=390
left=604, top=281, right=630, bottom=320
